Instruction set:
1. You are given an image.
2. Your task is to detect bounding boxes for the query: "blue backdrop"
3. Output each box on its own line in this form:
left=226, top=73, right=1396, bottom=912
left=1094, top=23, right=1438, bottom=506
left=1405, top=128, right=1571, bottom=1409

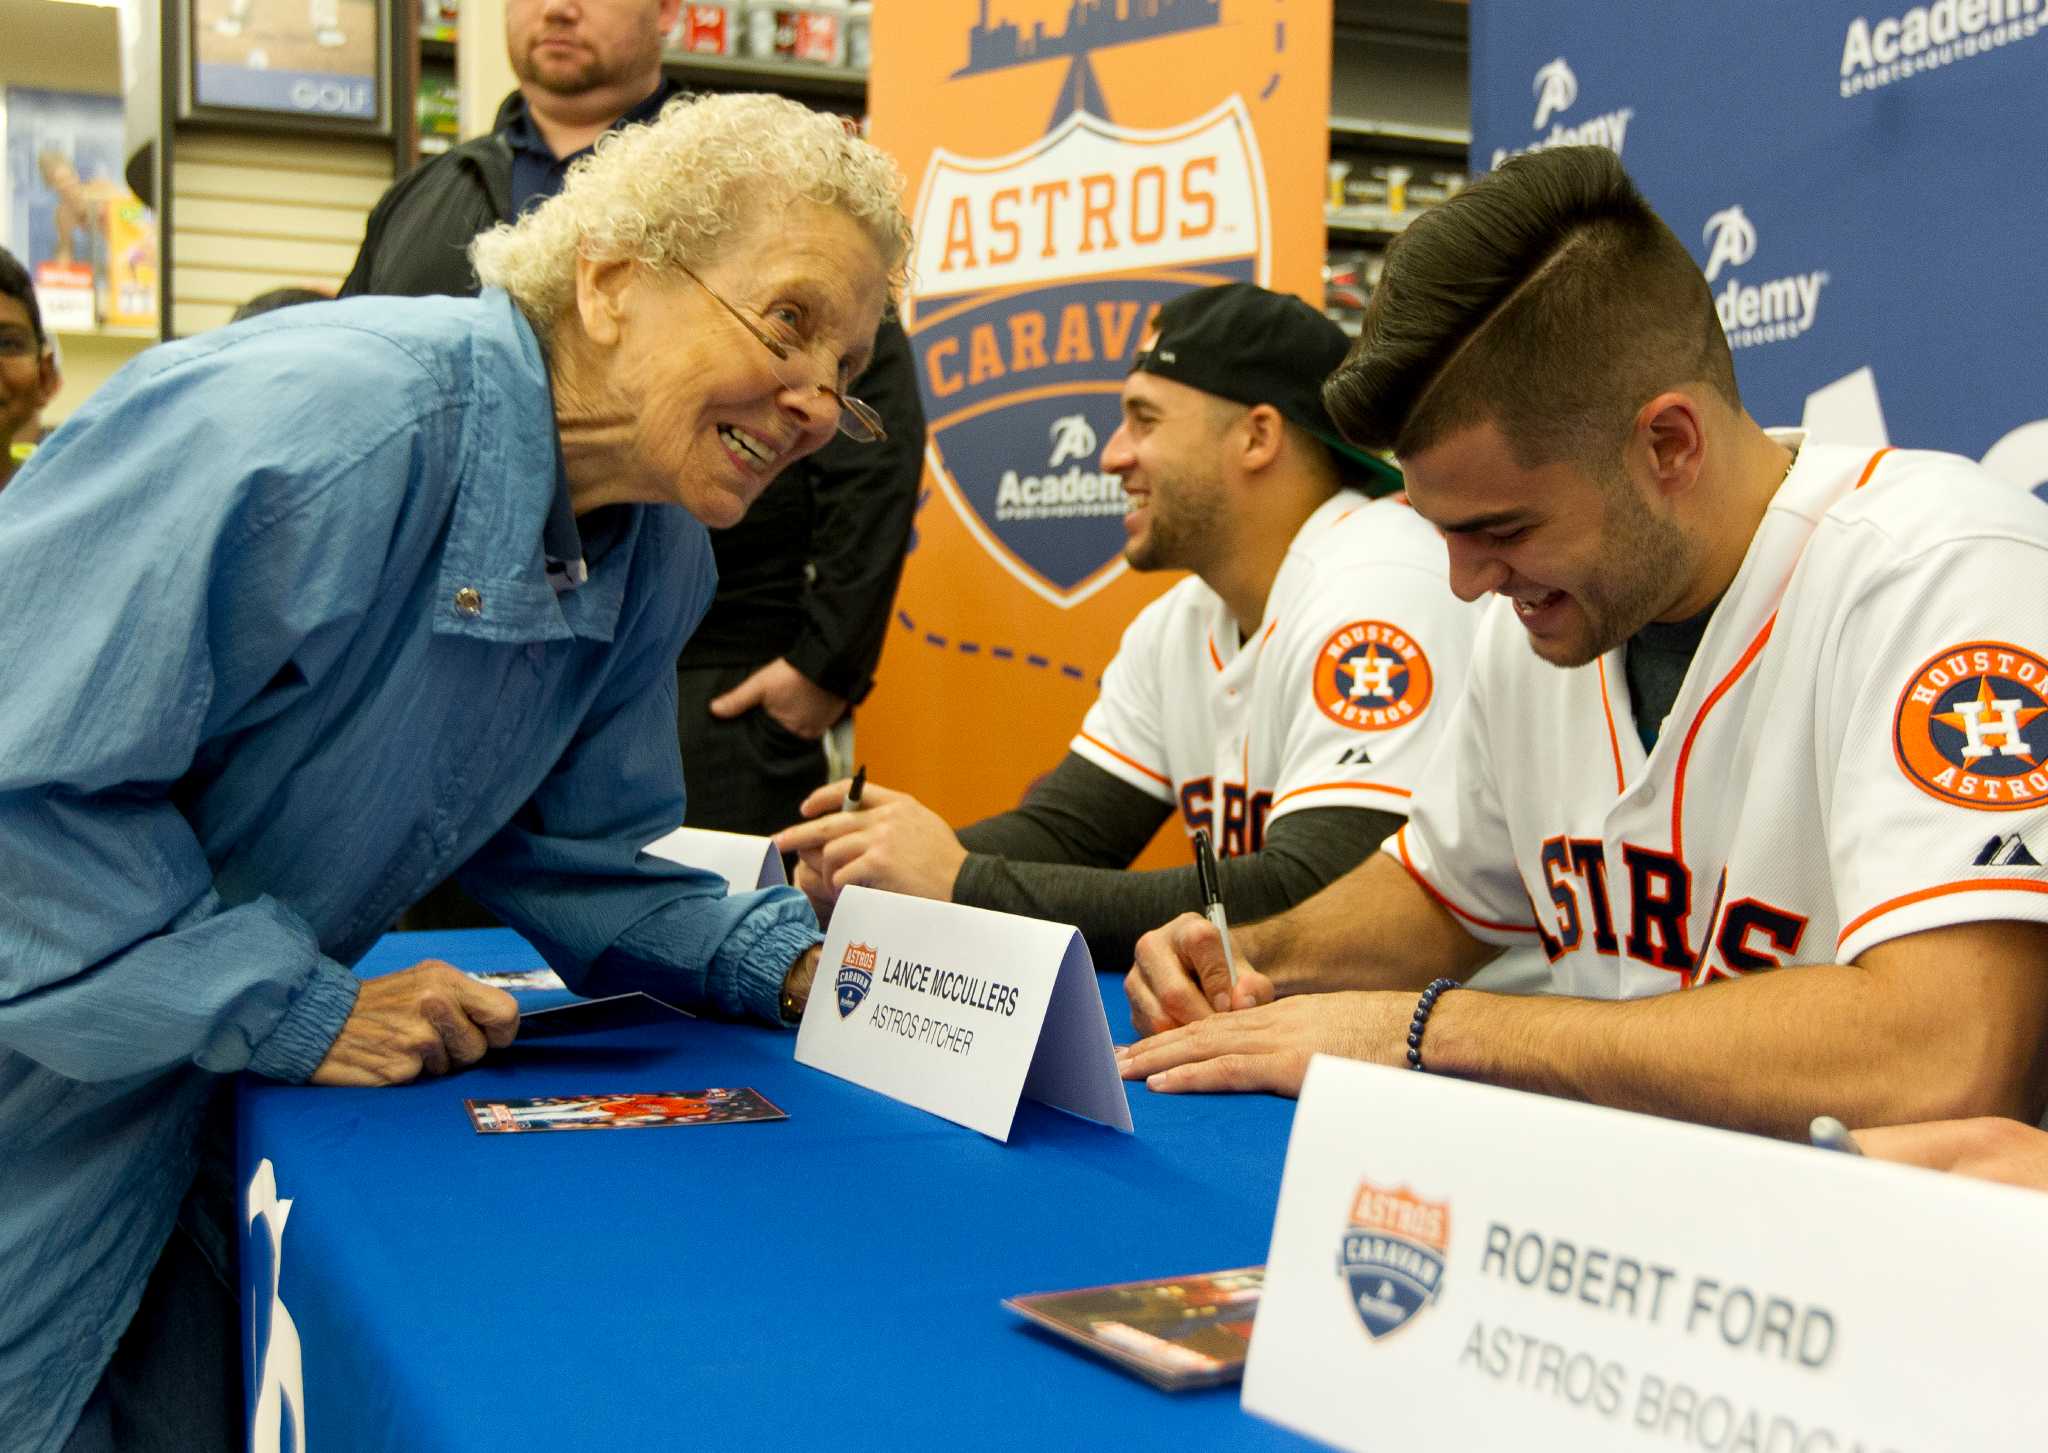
left=1470, top=2, right=2048, bottom=498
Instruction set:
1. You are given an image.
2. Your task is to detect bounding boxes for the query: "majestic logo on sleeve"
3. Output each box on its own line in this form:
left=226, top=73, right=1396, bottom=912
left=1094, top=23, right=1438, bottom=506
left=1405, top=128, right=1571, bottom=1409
left=836, top=941, right=879, bottom=1017
left=904, top=96, right=1269, bottom=607
left=1973, top=833, right=2040, bottom=866
left=1894, top=643, right=2048, bottom=810
left=1313, top=621, right=1434, bottom=731
left=1337, top=1181, right=1450, bottom=1340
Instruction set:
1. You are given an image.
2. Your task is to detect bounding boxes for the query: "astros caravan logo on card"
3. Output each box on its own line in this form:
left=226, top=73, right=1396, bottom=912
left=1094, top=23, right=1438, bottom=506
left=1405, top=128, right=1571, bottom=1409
left=904, top=3, right=1268, bottom=608
left=1700, top=206, right=1828, bottom=351
left=1893, top=642, right=2048, bottom=811
left=1338, top=1180, right=1450, bottom=1340
left=1840, top=0, right=2044, bottom=97
left=836, top=941, right=878, bottom=1017
left=1312, top=621, right=1433, bottom=732
left=1490, top=54, right=1632, bottom=170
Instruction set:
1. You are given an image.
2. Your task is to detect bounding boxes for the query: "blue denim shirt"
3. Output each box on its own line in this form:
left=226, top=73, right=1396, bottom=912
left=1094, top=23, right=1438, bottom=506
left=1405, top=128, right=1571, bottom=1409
left=0, top=290, right=820, bottom=1452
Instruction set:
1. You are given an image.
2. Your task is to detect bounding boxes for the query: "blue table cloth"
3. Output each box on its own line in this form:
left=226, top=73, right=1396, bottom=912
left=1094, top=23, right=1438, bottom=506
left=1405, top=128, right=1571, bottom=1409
left=236, top=928, right=1317, bottom=1451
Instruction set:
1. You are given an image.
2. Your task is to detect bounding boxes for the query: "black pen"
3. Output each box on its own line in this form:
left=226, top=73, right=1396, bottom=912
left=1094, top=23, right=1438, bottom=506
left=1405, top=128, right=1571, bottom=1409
left=1192, top=828, right=1240, bottom=994
left=842, top=763, right=867, bottom=813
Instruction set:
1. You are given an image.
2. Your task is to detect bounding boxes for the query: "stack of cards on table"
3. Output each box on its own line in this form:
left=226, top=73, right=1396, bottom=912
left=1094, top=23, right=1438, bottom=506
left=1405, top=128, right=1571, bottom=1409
left=465, top=1088, right=785, bottom=1134
left=1004, top=1268, right=1263, bottom=1390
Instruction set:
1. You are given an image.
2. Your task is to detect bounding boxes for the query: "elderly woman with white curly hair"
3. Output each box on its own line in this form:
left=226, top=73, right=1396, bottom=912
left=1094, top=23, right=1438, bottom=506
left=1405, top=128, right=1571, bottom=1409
left=0, top=92, right=905, bottom=1453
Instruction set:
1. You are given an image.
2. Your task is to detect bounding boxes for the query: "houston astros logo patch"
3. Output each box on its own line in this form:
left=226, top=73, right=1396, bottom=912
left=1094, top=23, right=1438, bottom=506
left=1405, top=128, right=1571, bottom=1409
left=1313, top=621, right=1433, bottom=731
left=1893, top=642, right=2048, bottom=811
left=1337, top=1180, right=1450, bottom=1340
left=836, top=941, right=878, bottom=1017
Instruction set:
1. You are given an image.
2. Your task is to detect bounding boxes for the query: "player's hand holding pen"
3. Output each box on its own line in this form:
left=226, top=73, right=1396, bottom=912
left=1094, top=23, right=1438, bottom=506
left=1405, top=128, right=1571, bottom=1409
left=775, top=766, right=970, bottom=915
left=1121, top=830, right=1276, bottom=1037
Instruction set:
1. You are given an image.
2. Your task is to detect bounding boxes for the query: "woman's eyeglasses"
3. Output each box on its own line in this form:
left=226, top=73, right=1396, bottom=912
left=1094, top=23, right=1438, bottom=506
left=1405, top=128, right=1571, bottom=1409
left=679, top=266, right=886, bottom=444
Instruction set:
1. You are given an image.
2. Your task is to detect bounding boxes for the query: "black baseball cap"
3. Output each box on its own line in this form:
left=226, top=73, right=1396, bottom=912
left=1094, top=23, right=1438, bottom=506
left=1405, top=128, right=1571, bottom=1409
left=1129, top=282, right=1402, bottom=496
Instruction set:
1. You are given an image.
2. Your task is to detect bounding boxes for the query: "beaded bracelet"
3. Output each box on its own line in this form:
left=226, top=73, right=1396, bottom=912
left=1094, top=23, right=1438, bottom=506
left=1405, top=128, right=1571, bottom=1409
left=1405, top=977, right=1463, bottom=1071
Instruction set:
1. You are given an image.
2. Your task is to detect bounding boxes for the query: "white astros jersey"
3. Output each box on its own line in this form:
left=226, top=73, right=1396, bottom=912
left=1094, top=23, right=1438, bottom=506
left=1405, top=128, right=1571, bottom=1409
left=1073, top=488, right=1481, bottom=853
left=1394, top=431, right=2048, bottom=998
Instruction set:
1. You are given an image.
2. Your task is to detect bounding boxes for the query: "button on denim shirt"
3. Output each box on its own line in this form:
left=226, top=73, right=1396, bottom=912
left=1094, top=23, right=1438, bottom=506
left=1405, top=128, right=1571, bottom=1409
left=0, top=290, right=821, bottom=1452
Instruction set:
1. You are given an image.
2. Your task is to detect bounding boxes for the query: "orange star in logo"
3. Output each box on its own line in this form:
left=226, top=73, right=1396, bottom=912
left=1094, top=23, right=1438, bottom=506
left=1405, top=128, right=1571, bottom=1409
left=1933, top=675, right=2047, bottom=765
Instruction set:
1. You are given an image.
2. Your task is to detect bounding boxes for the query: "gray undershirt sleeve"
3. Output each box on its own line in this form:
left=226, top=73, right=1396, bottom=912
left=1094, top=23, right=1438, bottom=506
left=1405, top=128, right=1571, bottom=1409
left=956, top=752, right=1170, bottom=866
left=953, top=753, right=1402, bottom=970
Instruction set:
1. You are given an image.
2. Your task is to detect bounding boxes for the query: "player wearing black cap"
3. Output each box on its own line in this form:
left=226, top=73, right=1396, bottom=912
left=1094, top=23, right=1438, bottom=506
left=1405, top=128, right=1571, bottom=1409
left=778, top=282, right=1535, bottom=989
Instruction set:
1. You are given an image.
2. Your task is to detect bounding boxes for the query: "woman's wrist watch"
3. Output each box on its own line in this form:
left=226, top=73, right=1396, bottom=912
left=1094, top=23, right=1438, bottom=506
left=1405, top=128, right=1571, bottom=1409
left=779, top=945, right=821, bottom=1026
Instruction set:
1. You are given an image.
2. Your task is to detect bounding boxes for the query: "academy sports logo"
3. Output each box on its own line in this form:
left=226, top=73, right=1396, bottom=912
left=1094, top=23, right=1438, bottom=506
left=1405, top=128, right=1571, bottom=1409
left=1893, top=642, right=2048, bottom=811
left=993, top=411, right=1127, bottom=525
left=904, top=98, right=1270, bottom=607
left=1840, top=0, right=2043, bottom=98
left=1489, top=54, right=1632, bottom=170
left=1700, top=205, right=1828, bottom=351
left=1700, top=205, right=1756, bottom=283
left=836, top=941, right=878, bottom=1017
left=1337, top=1180, right=1450, bottom=1341
left=1313, top=621, right=1433, bottom=732
left=1531, top=57, right=1576, bottom=128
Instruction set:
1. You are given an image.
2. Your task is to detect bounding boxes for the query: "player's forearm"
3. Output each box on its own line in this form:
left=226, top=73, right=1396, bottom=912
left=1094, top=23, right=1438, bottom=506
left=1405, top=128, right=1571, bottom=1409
left=953, top=857, right=1203, bottom=971
left=956, top=752, right=1170, bottom=868
left=1240, top=851, right=1492, bottom=996
left=1420, top=964, right=2043, bottom=1138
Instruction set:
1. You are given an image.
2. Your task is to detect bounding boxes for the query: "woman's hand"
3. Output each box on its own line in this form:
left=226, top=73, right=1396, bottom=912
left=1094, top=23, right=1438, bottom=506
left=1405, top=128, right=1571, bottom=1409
left=310, top=961, right=519, bottom=1086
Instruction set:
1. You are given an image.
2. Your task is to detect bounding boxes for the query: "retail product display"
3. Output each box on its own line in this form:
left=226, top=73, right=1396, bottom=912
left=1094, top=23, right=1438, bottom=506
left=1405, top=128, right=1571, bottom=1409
left=667, top=1, right=865, bottom=68
left=420, top=0, right=457, bottom=44
left=1321, top=246, right=1383, bottom=337
left=415, top=72, right=459, bottom=156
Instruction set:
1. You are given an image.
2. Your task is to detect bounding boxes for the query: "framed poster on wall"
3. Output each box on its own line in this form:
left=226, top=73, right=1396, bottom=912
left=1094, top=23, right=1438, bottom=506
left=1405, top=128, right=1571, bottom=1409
left=176, top=0, right=393, bottom=135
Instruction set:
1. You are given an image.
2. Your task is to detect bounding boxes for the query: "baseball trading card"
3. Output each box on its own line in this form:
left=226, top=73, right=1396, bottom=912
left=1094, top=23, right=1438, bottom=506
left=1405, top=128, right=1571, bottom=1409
left=515, top=992, right=693, bottom=1039
left=1004, top=1267, right=1263, bottom=1390
left=466, top=967, right=569, bottom=992
left=465, top=1088, right=787, bottom=1134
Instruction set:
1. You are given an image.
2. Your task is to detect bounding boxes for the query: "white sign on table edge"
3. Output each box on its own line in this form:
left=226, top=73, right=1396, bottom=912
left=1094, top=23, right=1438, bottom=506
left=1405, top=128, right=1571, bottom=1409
left=641, top=825, right=787, bottom=891
left=793, top=885, right=1133, bottom=1142
left=1242, top=1054, right=2046, bottom=1451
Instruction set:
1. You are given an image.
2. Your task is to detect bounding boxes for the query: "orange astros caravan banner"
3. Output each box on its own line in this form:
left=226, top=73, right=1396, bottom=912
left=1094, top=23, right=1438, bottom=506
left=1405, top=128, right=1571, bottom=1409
left=863, top=0, right=1333, bottom=851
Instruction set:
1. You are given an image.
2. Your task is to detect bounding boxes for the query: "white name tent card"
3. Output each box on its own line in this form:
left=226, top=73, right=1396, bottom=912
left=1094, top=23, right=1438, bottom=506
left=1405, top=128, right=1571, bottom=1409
left=1244, top=1056, right=2048, bottom=1451
left=793, top=885, right=1133, bottom=1141
left=641, top=826, right=787, bottom=891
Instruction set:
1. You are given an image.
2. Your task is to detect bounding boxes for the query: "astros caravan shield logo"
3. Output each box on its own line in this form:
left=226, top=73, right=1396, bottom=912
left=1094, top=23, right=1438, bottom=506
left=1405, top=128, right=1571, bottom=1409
left=1312, top=621, right=1434, bottom=732
left=1893, top=642, right=2048, bottom=811
left=903, top=98, right=1270, bottom=608
left=836, top=941, right=878, bottom=1017
left=1337, top=1180, right=1450, bottom=1340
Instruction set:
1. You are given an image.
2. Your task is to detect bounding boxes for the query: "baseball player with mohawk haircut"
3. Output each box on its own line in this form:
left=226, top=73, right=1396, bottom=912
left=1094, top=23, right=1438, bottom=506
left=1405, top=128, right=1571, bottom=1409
left=1119, top=145, right=2048, bottom=1140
